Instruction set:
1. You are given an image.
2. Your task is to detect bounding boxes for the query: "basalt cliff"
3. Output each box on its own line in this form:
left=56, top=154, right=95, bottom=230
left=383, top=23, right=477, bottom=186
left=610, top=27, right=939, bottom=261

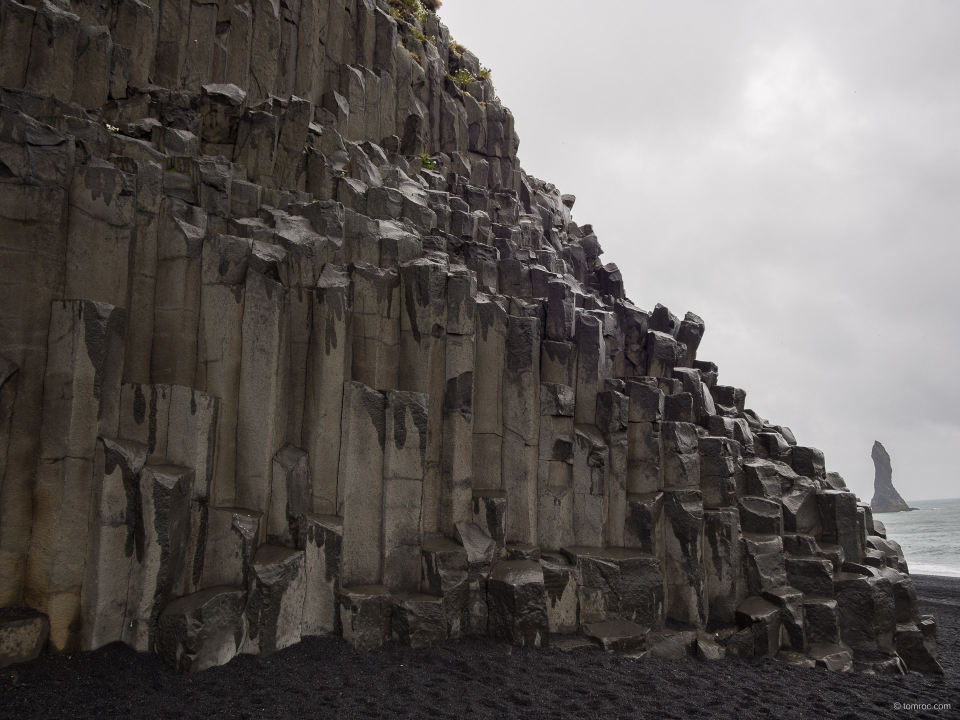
left=0, top=0, right=943, bottom=675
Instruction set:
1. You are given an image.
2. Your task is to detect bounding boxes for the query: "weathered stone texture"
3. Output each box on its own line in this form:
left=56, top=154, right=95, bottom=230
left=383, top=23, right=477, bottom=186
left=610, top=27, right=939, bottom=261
left=870, top=441, right=912, bottom=514
left=0, top=0, right=937, bottom=675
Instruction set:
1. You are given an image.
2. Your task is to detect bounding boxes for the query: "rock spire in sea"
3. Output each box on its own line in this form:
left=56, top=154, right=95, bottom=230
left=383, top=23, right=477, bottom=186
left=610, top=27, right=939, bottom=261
left=871, top=441, right=914, bottom=514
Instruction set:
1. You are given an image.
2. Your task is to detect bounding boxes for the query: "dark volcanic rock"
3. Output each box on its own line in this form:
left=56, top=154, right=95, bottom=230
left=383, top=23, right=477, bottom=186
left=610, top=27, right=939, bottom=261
left=0, top=576, right=957, bottom=720
left=870, top=441, right=914, bottom=514
left=155, top=586, right=246, bottom=672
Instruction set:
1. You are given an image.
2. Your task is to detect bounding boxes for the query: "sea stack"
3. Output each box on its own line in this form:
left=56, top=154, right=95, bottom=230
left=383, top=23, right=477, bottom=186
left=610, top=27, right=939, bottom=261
left=871, top=441, right=913, bottom=513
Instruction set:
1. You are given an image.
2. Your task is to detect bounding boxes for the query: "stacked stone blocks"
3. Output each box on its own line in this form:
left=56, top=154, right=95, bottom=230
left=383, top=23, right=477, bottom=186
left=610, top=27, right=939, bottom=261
left=0, top=0, right=941, bottom=675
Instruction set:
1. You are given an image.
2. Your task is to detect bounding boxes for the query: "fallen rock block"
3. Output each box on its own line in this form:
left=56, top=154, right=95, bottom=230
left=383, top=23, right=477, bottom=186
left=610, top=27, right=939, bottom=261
left=487, top=561, right=549, bottom=648
left=807, top=642, right=854, bottom=672
left=0, top=607, right=49, bottom=668
left=646, top=629, right=687, bottom=660
left=244, top=546, right=306, bottom=656
left=696, top=634, right=726, bottom=661
left=156, top=586, right=246, bottom=672
left=872, top=654, right=907, bottom=675
left=895, top=617, right=944, bottom=675
left=725, top=627, right=756, bottom=657
left=391, top=594, right=446, bottom=649
left=339, top=585, right=391, bottom=651
left=583, top=619, right=648, bottom=653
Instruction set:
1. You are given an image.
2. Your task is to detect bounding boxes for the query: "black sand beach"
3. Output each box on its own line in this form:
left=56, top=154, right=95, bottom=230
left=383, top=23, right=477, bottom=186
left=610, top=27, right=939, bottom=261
left=2, top=575, right=956, bottom=720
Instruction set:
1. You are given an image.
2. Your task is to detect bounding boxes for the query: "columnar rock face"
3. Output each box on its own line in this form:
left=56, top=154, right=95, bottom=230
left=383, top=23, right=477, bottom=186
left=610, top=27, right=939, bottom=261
left=0, top=0, right=937, bottom=674
left=870, top=441, right=913, bottom=514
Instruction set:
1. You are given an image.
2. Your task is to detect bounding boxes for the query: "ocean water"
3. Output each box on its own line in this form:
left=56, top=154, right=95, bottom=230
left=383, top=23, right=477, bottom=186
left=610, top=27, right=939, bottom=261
left=877, top=497, right=960, bottom=577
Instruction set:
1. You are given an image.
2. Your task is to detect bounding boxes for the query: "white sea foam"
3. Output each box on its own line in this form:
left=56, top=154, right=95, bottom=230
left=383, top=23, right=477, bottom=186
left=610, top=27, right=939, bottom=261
left=907, top=564, right=960, bottom=578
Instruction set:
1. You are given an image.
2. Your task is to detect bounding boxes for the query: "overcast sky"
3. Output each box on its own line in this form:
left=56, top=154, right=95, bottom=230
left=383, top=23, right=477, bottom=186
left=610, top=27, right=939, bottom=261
left=438, top=0, right=960, bottom=502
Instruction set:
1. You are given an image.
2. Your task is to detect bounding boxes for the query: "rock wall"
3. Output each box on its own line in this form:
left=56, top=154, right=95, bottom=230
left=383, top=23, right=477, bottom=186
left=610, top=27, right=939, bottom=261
left=0, top=0, right=942, bottom=674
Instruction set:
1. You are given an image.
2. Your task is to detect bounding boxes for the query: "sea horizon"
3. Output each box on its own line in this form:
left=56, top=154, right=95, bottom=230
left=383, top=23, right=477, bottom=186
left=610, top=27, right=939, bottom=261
left=878, top=497, right=960, bottom=578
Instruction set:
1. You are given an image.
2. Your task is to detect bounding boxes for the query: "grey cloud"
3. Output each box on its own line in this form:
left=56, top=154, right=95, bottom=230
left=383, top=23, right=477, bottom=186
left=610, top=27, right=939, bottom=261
left=440, top=0, right=959, bottom=501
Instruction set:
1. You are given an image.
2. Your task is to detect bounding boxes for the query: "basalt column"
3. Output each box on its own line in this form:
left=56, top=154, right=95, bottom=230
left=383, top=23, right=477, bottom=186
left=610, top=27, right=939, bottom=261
left=196, top=235, right=250, bottom=507
left=472, top=295, right=508, bottom=493
left=440, top=270, right=477, bottom=536
left=398, top=257, right=446, bottom=534
left=25, top=300, right=126, bottom=653
left=0, top=0, right=942, bottom=673
left=304, top=264, right=352, bottom=515
left=503, top=316, right=540, bottom=546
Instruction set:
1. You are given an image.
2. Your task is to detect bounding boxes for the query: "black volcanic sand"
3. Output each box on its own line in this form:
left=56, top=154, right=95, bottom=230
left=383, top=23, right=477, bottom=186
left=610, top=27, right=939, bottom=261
left=2, top=576, right=957, bottom=720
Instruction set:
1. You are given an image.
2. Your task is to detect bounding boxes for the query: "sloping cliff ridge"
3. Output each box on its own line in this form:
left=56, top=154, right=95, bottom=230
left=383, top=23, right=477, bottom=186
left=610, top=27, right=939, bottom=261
left=0, top=0, right=943, bottom=674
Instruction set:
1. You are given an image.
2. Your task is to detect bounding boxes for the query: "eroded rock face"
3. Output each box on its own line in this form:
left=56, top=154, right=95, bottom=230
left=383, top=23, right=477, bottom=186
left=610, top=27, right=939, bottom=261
left=0, top=0, right=938, bottom=677
left=156, top=586, right=246, bottom=672
left=870, top=441, right=913, bottom=514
